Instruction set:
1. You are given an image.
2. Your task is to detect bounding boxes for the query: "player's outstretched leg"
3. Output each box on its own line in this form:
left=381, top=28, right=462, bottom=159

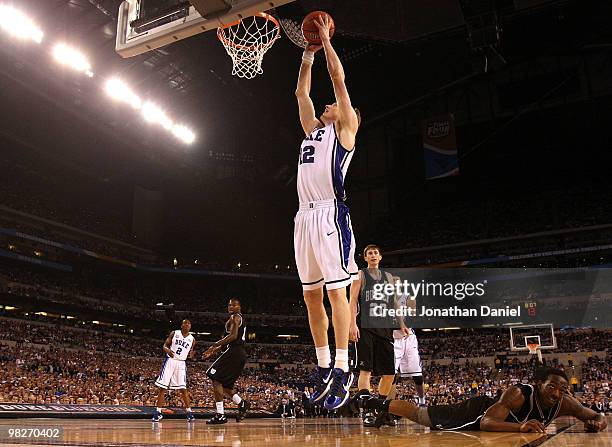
left=304, top=288, right=334, bottom=404
left=223, top=387, right=250, bottom=422
left=207, top=380, right=228, bottom=425
left=323, top=288, right=353, bottom=410
left=152, top=388, right=166, bottom=422
left=180, top=389, right=195, bottom=421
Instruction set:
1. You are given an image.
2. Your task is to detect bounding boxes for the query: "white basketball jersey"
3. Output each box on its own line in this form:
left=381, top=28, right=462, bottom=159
left=393, top=294, right=415, bottom=339
left=171, top=330, right=194, bottom=361
left=297, top=123, right=355, bottom=204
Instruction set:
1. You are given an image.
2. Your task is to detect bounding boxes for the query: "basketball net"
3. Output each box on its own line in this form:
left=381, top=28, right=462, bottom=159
left=527, top=342, right=543, bottom=363
left=217, top=12, right=281, bottom=79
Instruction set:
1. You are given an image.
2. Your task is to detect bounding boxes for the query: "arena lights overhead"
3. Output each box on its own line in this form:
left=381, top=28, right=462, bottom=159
left=52, top=43, right=93, bottom=77
left=142, top=101, right=173, bottom=130
left=0, top=5, right=43, bottom=43
left=172, top=124, right=196, bottom=145
left=105, top=78, right=142, bottom=110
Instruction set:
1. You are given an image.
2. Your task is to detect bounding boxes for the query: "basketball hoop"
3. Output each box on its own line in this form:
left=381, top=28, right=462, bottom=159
left=217, top=12, right=281, bottom=79
left=527, top=342, right=540, bottom=356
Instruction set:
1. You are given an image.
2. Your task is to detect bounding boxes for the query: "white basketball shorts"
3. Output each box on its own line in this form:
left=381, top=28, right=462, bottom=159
left=294, top=199, right=358, bottom=291
left=155, top=356, right=187, bottom=390
left=394, top=334, right=423, bottom=377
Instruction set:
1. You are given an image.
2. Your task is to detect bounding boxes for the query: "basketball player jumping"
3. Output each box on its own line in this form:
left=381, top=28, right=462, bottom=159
left=357, top=367, right=608, bottom=432
left=294, top=14, right=361, bottom=410
left=152, top=319, right=196, bottom=422
left=203, top=298, right=250, bottom=424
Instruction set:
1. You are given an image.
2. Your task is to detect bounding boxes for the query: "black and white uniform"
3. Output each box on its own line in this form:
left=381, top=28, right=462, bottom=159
left=428, top=384, right=562, bottom=431
left=206, top=314, right=247, bottom=389
left=355, top=268, right=396, bottom=376
left=155, top=330, right=194, bottom=390
left=294, top=123, right=358, bottom=291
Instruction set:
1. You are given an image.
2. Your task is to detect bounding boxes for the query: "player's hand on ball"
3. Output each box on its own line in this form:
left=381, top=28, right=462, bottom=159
left=584, top=419, right=606, bottom=432
left=349, top=323, right=360, bottom=342
left=313, top=15, right=332, bottom=41
left=520, top=419, right=545, bottom=433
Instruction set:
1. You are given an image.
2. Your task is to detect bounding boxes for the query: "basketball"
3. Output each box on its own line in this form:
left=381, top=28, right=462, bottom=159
left=301, top=11, right=335, bottom=45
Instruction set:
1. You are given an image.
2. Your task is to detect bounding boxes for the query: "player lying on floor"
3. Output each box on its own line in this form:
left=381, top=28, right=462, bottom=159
left=355, top=367, right=607, bottom=432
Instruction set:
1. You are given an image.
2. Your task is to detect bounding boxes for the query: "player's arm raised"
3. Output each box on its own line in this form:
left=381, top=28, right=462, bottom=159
left=560, top=394, right=607, bottom=432
left=295, top=43, right=323, bottom=135
left=349, top=271, right=362, bottom=341
left=162, top=331, right=175, bottom=358
left=481, top=386, right=545, bottom=432
left=315, top=15, right=359, bottom=148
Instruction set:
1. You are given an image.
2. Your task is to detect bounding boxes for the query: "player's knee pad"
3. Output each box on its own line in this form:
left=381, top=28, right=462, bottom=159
left=412, top=375, right=423, bottom=386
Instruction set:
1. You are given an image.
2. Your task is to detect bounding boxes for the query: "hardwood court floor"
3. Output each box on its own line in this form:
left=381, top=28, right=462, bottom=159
left=0, top=416, right=609, bottom=447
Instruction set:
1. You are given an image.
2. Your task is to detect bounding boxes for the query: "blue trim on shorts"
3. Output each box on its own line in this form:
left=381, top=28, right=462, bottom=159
left=302, top=278, right=324, bottom=286
left=158, top=357, right=168, bottom=380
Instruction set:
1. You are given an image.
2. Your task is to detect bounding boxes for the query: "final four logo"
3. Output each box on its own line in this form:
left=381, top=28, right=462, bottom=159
left=426, top=120, right=450, bottom=138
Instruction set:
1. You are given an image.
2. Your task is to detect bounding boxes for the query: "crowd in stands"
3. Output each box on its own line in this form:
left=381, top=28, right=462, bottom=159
left=0, top=263, right=307, bottom=319
left=371, top=182, right=612, bottom=254
left=0, top=340, right=609, bottom=416
left=0, top=314, right=610, bottom=363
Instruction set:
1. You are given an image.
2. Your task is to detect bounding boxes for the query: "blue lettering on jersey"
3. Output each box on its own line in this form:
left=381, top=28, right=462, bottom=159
left=304, top=128, right=325, bottom=142
left=175, top=339, right=190, bottom=350
left=299, top=146, right=315, bottom=164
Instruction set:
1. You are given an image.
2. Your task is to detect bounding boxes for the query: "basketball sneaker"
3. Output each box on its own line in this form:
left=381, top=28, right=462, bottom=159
left=363, top=412, right=377, bottom=427
left=236, top=400, right=250, bottom=422
left=309, top=366, right=333, bottom=404
left=372, top=400, right=392, bottom=429
left=206, top=413, right=228, bottom=425
left=323, top=368, right=354, bottom=410
left=186, top=411, right=195, bottom=422
left=151, top=411, right=163, bottom=422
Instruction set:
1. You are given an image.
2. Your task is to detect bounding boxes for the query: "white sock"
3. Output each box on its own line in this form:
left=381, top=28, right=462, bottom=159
left=186, top=407, right=192, bottom=412
left=419, top=396, right=426, bottom=405
left=156, top=407, right=162, bottom=413
left=335, top=348, right=349, bottom=372
left=216, top=401, right=224, bottom=415
left=315, top=345, right=331, bottom=368
left=232, top=394, right=242, bottom=405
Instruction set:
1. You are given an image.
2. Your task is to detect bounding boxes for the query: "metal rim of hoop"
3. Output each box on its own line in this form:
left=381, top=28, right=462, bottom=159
left=527, top=343, right=540, bottom=355
left=216, top=12, right=281, bottom=52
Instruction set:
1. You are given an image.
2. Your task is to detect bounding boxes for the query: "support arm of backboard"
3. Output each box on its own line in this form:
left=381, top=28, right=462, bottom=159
left=190, top=0, right=231, bottom=19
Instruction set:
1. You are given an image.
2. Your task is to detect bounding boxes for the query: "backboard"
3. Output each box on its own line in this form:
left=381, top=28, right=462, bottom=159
left=509, top=323, right=557, bottom=352
left=116, top=0, right=295, bottom=58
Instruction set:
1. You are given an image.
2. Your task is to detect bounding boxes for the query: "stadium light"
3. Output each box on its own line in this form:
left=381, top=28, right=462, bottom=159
left=105, top=78, right=142, bottom=109
left=142, top=101, right=173, bottom=130
left=172, top=124, right=196, bottom=145
left=52, top=43, right=93, bottom=77
left=0, top=5, right=43, bottom=43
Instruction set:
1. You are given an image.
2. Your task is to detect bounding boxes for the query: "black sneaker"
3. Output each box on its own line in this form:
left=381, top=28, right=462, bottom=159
left=373, top=400, right=392, bottom=429
left=347, top=389, right=371, bottom=416
left=236, top=400, right=250, bottom=422
left=380, top=411, right=397, bottom=427
left=206, top=413, right=228, bottom=425
left=363, top=412, right=377, bottom=427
